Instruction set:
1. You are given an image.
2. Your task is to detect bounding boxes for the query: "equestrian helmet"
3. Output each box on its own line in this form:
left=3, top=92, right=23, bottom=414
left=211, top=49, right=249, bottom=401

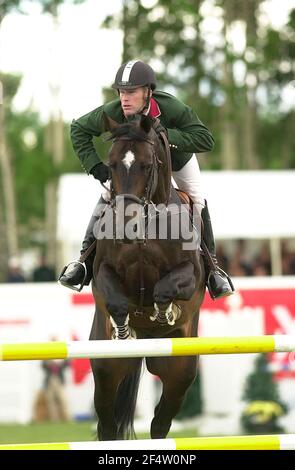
left=112, top=60, right=156, bottom=90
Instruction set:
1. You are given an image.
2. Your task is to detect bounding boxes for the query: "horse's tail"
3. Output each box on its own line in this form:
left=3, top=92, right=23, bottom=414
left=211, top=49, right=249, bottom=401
left=115, top=358, right=143, bottom=440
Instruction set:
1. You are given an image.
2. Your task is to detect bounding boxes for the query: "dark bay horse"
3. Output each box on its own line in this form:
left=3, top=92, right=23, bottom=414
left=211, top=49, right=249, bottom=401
left=89, top=114, right=205, bottom=440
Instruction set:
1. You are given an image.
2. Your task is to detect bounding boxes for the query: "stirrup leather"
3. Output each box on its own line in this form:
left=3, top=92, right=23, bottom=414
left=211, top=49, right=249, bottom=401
left=58, top=261, right=87, bottom=292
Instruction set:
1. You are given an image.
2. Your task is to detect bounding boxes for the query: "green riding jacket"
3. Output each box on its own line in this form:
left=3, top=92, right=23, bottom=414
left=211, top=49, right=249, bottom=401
left=71, top=90, right=215, bottom=173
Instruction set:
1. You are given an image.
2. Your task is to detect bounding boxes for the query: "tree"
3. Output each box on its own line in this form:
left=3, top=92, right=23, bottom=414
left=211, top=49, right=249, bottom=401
left=6, top=104, right=81, bottom=250
left=37, top=0, right=84, bottom=266
left=241, top=354, right=288, bottom=433
left=103, top=0, right=294, bottom=171
left=0, top=0, right=83, bottom=277
left=0, top=74, right=20, bottom=273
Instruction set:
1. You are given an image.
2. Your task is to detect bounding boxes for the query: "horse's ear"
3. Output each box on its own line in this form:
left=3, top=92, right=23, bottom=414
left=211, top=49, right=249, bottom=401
left=103, top=113, right=119, bottom=132
left=139, top=114, right=153, bottom=134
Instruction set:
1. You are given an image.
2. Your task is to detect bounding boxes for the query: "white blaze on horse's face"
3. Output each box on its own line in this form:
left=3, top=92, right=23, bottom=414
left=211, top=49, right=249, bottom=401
left=122, top=150, right=135, bottom=173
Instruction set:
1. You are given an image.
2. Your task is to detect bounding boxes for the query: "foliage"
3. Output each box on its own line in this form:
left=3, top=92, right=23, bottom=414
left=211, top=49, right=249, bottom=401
left=37, top=0, right=84, bottom=10
left=0, top=0, right=84, bottom=17
left=0, top=1, right=86, bottom=257
left=1, top=0, right=295, bottom=256
left=7, top=111, right=54, bottom=223
left=103, top=1, right=295, bottom=170
left=241, top=354, right=288, bottom=433
left=1, top=71, right=79, bottom=248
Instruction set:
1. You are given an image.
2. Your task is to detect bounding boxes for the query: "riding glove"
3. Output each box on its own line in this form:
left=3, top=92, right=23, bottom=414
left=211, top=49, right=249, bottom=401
left=90, top=162, right=109, bottom=183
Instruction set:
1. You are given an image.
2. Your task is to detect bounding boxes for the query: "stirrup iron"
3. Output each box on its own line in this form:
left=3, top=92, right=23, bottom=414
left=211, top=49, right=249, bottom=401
left=58, top=261, right=87, bottom=292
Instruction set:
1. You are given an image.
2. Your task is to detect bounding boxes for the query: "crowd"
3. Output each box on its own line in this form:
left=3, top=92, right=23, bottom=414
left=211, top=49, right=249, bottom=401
left=217, top=239, right=295, bottom=277
left=4, top=254, right=56, bottom=283
left=3, top=240, right=295, bottom=283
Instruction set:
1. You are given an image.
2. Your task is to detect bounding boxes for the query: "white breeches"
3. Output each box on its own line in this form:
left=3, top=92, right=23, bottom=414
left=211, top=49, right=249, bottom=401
left=172, top=155, right=205, bottom=214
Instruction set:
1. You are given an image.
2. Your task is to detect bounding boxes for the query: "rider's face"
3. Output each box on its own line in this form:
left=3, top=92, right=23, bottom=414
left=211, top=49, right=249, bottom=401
left=119, top=87, right=149, bottom=116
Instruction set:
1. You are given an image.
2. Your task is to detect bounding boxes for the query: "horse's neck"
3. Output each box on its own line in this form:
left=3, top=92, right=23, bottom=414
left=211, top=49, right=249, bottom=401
left=153, top=180, right=169, bottom=205
left=153, top=146, right=171, bottom=205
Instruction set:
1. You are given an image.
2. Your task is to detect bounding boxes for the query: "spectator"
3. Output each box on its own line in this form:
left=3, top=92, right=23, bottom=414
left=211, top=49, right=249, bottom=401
left=32, top=254, right=56, bottom=282
left=5, top=257, right=26, bottom=283
left=252, top=242, right=271, bottom=276
left=42, top=358, right=70, bottom=421
left=42, top=336, right=71, bottom=422
left=228, top=240, right=253, bottom=277
left=282, top=241, right=295, bottom=275
left=252, top=264, right=269, bottom=276
left=216, top=244, right=229, bottom=273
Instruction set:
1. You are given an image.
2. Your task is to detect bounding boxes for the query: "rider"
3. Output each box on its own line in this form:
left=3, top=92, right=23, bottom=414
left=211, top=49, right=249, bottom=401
left=59, top=59, right=234, bottom=299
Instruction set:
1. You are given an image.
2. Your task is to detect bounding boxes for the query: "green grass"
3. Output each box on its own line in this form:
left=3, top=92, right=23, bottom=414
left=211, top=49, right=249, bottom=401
left=0, top=422, right=197, bottom=444
left=0, top=422, right=96, bottom=444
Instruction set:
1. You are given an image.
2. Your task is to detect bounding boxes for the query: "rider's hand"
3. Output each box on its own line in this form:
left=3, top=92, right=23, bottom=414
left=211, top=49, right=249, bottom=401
left=90, top=163, right=109, bottom=183
left=152, top=118, right=168, bottom=137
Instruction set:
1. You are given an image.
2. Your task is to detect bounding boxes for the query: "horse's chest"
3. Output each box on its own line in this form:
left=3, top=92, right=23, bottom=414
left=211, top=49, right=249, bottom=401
left=113, top=245, right=162, bottom=282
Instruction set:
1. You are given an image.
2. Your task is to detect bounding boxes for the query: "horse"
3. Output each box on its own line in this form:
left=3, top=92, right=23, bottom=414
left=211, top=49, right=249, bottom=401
left=89, top=114, right=206, bottom=440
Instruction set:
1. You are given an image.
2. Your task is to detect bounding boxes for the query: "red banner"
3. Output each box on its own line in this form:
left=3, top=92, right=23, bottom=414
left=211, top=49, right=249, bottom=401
left=71, top=287, right=295, bottom=380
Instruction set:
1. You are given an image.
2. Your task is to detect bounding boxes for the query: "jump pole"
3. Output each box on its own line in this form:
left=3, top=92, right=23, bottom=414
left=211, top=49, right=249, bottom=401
left=0, top=335, right=295, bottom=361
left=1, top=434, right=295, bottom=450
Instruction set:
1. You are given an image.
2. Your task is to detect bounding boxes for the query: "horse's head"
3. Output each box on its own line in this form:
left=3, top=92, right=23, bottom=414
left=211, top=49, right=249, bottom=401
left=104, top=114, right=169, bottom=206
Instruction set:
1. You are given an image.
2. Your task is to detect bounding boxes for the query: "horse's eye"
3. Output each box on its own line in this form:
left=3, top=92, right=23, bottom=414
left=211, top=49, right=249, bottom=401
left=109, top=162, right=117, bottom=169
left=141, top=163, right=152, bottom=170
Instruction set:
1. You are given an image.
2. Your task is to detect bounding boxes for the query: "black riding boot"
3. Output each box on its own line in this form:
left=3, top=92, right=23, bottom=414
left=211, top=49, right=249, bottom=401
left=58, top=197, right=107, bottom=291
left=201, top=201, right=234, bottom=299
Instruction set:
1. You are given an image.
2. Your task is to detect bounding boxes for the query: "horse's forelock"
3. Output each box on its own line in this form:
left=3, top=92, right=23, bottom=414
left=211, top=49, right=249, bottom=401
left=109, top=122, right=151, bottom=143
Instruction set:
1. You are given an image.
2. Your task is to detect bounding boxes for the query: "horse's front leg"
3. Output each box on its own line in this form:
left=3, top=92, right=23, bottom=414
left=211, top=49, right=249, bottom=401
left=151, top=260, right=196, bottom=325
left=96, top=262, right=135, bottom=339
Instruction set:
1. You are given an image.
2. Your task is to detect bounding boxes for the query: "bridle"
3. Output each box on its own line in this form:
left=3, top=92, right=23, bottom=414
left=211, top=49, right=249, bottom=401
left=110, top=135, right=162, bottom=210
left=102, top=127, right=171, bottom=211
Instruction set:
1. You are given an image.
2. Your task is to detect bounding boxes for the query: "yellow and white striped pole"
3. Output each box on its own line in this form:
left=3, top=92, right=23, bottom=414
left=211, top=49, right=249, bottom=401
left=0, top=335, right=295, bottom=361
left=1, top=435, right=295, bottom=450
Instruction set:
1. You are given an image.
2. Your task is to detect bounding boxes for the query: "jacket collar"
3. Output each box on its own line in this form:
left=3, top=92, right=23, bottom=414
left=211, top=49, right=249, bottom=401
left=148, top=97, right=161, bottom=118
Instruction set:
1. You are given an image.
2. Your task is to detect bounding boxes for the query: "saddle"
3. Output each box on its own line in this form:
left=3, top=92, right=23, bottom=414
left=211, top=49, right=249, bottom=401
left=175, top=188, right=203, bottom=238
left=175, top=189, right=194, bottom=212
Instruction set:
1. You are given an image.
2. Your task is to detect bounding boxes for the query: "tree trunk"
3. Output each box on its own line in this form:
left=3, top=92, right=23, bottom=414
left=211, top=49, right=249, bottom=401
left=243, top=88, right=258, bottom=168
left=0, top=80, right=19, bottom=259
left=281, top=112, right=294, bottom=168
left=44, top=115, right=64, bottom=267
left=0, top=186, right=7, bottom=281
left=45, top=10, right=65, bottom=267
left=241, top=0, right=259, bottom=169
left=45, top=180, right=58, bottom=267
left=220, top=4, right=239, bottom=169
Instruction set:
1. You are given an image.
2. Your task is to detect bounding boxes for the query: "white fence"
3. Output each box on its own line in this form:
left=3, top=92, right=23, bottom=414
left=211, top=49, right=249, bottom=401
left=0, top=278, right=295, bottom=432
